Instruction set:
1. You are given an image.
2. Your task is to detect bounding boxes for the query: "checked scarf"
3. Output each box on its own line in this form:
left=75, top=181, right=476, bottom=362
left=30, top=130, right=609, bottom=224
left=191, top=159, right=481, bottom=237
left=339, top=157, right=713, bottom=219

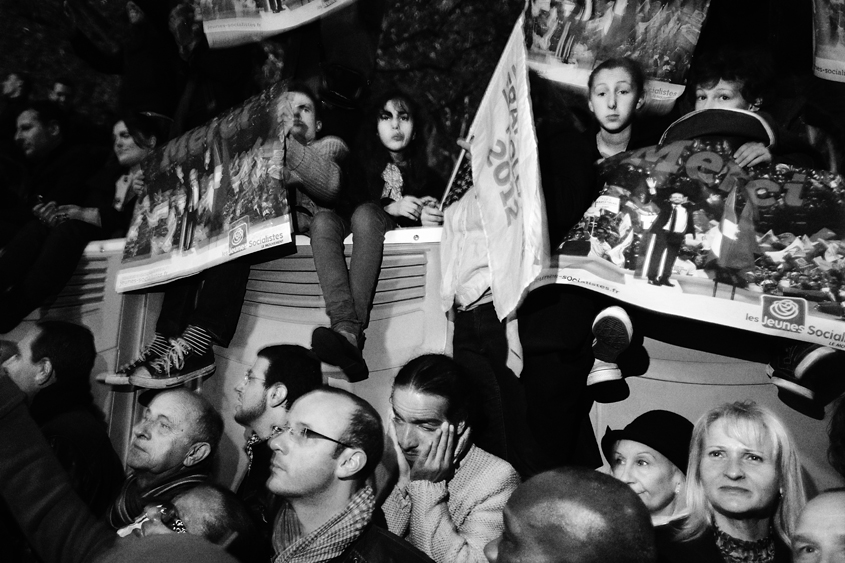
left=273, top=486, right=375, bottom=563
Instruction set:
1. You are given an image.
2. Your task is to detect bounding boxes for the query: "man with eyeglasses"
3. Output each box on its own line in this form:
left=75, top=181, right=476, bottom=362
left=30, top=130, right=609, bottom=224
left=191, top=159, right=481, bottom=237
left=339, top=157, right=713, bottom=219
left=108, top=388, right=223, bottom=529
left=232, top=344, right=322, bottom=549
left=267, top=387, right=434, bottom=563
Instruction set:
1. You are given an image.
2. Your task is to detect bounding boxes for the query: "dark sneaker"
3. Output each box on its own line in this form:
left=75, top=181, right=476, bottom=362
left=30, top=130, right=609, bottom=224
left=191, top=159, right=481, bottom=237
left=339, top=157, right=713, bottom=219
left=767, top=343, right=837, bottom=419
left=129, top=337, right=216, bottom=389
left=98, top=339, right=170, bottom=386
left=311, top=327, right=369, bottom=382
left=592, top=306, right=632, bottom=363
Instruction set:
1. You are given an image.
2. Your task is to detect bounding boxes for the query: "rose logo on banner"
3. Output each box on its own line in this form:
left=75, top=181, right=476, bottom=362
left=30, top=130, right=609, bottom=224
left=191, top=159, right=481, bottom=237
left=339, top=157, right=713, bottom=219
left=761, top=295, right=808, bottom=335
left=229, top=218, right=249, bottom=255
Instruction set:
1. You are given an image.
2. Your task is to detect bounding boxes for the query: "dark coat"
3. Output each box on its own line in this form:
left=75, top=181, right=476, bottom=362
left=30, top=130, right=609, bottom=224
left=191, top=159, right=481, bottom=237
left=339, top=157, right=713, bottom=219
left=330, top=522, right=435, bottom=563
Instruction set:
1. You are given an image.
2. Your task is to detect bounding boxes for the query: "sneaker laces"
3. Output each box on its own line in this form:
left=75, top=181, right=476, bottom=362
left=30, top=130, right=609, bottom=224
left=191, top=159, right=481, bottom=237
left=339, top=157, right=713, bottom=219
left=119, top=340, right=159, bottom=372
left=149, top=338, right=192, bottom=376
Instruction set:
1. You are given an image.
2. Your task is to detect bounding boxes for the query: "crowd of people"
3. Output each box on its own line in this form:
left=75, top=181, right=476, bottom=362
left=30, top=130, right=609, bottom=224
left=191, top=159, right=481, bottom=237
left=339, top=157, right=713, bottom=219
left=1, top=0, right=845, bottom=562
left=0, top=320, right=844, bottom=563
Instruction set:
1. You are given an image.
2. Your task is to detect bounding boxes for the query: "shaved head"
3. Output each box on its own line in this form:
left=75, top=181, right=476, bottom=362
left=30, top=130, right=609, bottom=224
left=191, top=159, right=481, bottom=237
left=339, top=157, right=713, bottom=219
left=486, top=468, right=655, bottom=563
left=791, top=490, right=845, bottom=563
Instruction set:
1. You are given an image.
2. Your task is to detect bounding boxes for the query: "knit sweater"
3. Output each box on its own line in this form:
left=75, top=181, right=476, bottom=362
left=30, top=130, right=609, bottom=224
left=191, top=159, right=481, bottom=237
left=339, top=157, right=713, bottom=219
left=382, top=444, right=520, bottom=563
left=284, top=134, right=349, bottom=233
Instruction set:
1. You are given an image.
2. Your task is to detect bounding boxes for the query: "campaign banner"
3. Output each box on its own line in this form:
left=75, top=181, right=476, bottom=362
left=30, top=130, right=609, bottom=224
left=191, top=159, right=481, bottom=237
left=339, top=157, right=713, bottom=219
left=199, top=0, right=356, bottom=48
left=116, top=83, right=294, bottom=292
left=463, top=14, right=547, bottom=320
left=525, top=0, right=712, bottom=113
left=534, top=135, right=845, bottom=349
left=813, top=0, right=845, bottom=82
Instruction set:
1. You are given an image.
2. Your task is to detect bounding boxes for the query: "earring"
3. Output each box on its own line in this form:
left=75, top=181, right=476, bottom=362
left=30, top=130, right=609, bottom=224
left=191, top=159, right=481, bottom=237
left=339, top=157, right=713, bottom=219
left=674, top=483, right=681, bottom=495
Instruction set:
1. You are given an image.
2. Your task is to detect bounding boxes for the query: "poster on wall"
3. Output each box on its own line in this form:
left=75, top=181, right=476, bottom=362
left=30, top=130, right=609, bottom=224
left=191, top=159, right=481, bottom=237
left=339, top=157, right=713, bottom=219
left=813, top=0, right=845, bottom=82
left=525, top=0, right=711, bottom=113
left=115, top=83, right=294, bottom=293
left=198, top=0, right=356, bottom=48
left=535, top=109, right=845, bottom=349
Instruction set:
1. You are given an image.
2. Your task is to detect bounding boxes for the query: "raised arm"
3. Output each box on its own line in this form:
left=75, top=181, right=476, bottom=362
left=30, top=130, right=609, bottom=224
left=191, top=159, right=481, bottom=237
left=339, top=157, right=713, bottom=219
left=285, top=135, right=349, bottom=205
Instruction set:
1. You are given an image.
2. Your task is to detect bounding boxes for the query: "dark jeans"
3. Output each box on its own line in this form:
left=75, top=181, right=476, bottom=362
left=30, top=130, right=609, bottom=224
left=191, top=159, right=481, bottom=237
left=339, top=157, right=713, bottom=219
left=0, top=218, right=99, bottom=333
left=309, top=204, right=394, bottom=339
left=518, top=285, right=602, bottom=472
left=453, top=302, right=542, bottom=478
left=156, top=259, right=251, bottom=347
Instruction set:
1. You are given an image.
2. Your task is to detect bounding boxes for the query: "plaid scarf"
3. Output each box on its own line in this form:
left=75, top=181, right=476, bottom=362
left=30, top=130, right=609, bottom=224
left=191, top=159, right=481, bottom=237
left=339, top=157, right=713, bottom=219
left=381, top=163, right=404, bottom=202
left=107, top=465, right=210, bottom=528
left=273, top=486, right=375, bottom=563
left=245, top=432, right=264, bottom=473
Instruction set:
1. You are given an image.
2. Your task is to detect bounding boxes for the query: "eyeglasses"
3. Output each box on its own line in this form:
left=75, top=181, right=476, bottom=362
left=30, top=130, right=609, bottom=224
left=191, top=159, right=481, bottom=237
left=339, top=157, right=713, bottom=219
left=271, top=423, right=354, bottom=449
left=242, top=372, right=265, bottom=386
left=156, top=502, right=187, bottom=534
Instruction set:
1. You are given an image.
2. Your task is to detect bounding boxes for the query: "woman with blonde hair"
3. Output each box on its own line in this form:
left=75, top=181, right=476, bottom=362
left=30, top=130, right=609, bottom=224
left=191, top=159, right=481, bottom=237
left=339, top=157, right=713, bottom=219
left=656, top=400, right=806, bottom=563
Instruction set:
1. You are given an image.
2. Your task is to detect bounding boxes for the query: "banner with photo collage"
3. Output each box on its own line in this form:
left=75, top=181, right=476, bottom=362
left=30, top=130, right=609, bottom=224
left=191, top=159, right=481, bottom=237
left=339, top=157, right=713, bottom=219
left=116, top=83, right=294, bottom=292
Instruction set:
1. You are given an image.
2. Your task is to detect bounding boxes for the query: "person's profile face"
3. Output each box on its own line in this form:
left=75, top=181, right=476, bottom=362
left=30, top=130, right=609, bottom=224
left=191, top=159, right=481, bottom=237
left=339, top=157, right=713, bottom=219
left=588, top=67, right=643, bottom=134
left=699, top=419, right=779, bottom=521
left=283, top=91, right=320, bottom=144
left=791, top=492, right=845, bottom=563
left=611, top=439, right=683, bottom=517
left=390, top=386, right=451, bottom=466
left=266, top=391, right=350, bottom=499
left=694, top=79, right=755, bottom=112
left=15, top=110, right=56, bottom=160
left=1, top=329, right=44, bottom=397
left=233, top=356, right=271, bottom=427
left=49, top=83, right=73, bottom=109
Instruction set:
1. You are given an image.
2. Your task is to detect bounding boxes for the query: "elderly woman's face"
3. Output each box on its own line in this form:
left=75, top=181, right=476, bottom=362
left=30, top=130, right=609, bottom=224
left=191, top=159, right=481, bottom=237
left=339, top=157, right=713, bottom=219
left=700, top=419, right=779, bottom=520
left=611, top=439, right=682, bottom=517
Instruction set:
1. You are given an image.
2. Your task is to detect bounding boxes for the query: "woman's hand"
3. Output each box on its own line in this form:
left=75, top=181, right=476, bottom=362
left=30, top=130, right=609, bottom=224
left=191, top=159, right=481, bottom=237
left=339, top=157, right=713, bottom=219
left=131, top=170, right=146, bottom=195
left=385, top=195, right=424, bottom=221
left=56, top=205, right=101, bottom=227
left=420, top=196, right=443, bottom=226
left=33, top=201, right=64, bottom=227
left=734, top=142, right=772, bottom=168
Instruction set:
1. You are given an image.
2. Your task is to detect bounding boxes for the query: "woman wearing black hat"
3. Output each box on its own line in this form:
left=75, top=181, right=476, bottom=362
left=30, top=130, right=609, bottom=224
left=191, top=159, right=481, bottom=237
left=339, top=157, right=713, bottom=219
left=602, top=409, right=694, bottom=525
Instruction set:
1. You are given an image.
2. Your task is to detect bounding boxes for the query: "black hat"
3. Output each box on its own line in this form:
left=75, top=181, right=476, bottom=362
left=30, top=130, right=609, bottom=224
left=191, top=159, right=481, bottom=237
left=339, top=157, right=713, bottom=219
left=601, top=410, right=694, bottom=475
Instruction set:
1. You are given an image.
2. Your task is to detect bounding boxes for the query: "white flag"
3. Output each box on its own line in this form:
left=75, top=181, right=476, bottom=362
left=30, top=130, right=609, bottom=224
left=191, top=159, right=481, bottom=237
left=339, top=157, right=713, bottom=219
left=468, top=14, right=547, bottom=320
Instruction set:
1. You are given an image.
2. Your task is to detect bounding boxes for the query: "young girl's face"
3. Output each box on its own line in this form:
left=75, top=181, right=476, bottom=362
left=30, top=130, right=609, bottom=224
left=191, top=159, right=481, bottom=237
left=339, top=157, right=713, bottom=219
left=589, top=67, right=643, bottom=134
left=377, top=99, right=414, bottom=155
left=694, top=79, right=756, bottom=111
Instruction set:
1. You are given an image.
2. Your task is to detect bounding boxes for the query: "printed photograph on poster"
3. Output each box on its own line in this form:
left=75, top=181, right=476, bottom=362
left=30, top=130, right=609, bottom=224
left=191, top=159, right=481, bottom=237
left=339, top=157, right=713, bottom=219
left=117, top=83, right=294, bottom=292
left=536, top=108, right=845, bottom=349
left=198, top=0, right=355, bottom=48
left=525, top=0, right=711, bottom=111
left=813, top=0, right=845, bottom=82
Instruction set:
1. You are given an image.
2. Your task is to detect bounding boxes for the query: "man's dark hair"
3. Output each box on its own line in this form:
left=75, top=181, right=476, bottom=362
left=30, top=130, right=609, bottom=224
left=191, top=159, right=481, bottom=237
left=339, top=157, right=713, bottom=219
left=689, top=47, right=772, bottom=107
left=178, top=484, right=262, bottom=562
left=20, top=100, right=67, bottom=136
left=286, top=81, right=321, bottom=121
left=31, top=321, right=96, bottom=387
left=317, top=387, right=384, bottom=483
left=393, top=354, right=476, bottom=427
left=257, top=344, right=322, bottom=406
left=588, top=57, right=646, bottom=99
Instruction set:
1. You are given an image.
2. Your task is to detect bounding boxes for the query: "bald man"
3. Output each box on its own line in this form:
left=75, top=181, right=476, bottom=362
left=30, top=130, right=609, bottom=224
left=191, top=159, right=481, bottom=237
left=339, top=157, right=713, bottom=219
left=484, top=467, right=656, bottom=563
left=791, top=489, right=845, bottom=563
left=108, top=388, right=223, bottom=528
